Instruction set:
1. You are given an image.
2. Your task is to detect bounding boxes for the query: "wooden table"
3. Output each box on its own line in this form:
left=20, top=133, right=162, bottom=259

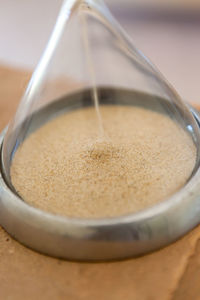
left=0, top=65, right=200, bottom=300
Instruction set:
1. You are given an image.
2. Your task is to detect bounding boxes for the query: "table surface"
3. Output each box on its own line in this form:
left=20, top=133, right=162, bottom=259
left=1, top=65, right=200, bottom=300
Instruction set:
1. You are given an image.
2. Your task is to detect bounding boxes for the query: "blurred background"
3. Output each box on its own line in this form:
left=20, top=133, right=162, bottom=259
left=0, top=0, right=200, bottom=104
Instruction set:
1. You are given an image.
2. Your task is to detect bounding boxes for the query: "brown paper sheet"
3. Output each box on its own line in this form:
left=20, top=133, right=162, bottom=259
left=0, top=65, right=200, bottom=300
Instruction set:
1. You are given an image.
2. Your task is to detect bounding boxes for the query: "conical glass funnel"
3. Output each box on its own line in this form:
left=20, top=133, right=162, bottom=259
left=1, top=0, right=200, bottom=260
left=2, top=0, right=200, bottom=180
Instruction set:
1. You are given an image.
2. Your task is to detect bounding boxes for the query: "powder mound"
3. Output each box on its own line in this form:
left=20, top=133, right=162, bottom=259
left=11, top=105, right=196, bottom=219
left=83, top=140, right=120, bottom=161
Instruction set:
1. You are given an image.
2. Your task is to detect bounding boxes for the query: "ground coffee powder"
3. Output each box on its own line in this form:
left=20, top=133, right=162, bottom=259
left=11, top=105, right=196, bottom=218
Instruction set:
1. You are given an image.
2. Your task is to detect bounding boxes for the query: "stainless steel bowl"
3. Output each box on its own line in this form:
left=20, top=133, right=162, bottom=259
left=0, top=104, right=200, bottom=261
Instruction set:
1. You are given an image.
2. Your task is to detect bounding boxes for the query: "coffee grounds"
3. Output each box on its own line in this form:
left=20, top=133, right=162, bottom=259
left=11, top=105, right=196, bottom=218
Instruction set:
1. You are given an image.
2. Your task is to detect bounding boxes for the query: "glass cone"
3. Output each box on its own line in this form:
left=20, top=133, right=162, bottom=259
left=2, top=0, right=200, bottom=210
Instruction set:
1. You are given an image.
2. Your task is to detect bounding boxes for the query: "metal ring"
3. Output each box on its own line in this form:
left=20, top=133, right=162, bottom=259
left=0, top=109, right=200, bottom=261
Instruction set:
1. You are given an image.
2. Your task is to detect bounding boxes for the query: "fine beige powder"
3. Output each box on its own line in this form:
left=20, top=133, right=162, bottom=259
left=11, top=105, right=196, bottom=218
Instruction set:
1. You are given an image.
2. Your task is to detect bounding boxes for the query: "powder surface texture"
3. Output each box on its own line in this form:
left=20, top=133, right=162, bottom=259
left=11, top=105, right=196, bottom=218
